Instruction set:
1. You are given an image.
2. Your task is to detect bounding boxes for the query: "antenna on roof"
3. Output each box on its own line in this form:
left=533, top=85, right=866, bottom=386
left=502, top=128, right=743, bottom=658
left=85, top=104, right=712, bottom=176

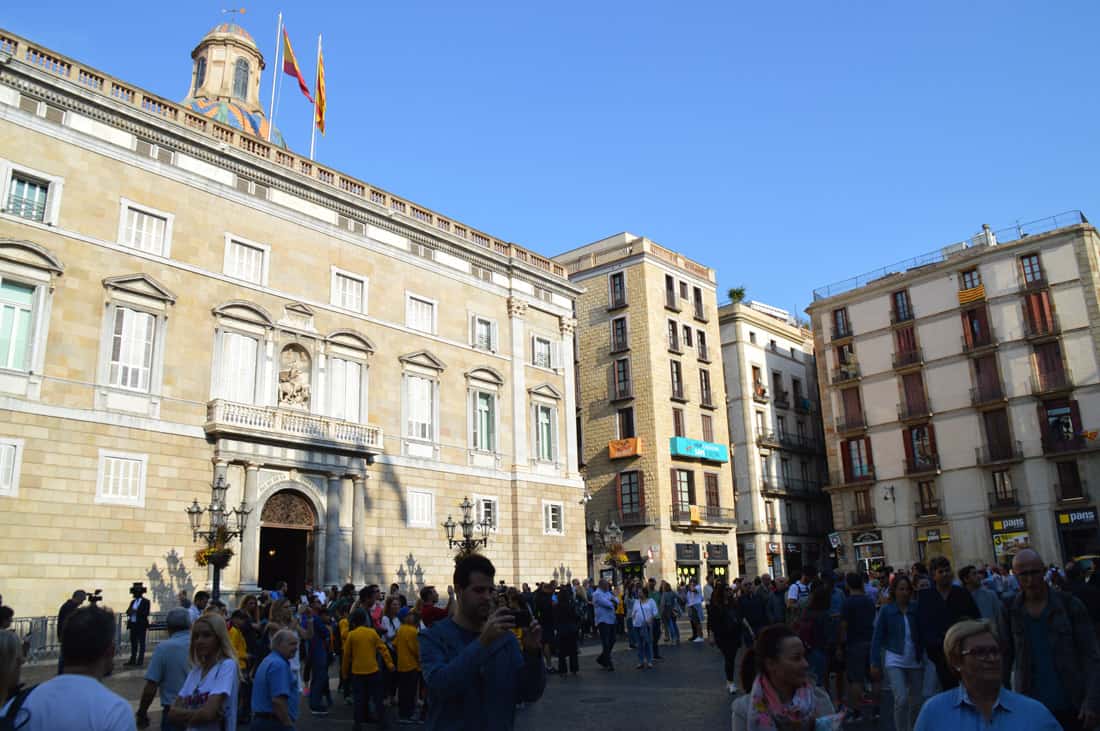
left=220, top=7, right=247, bottom=21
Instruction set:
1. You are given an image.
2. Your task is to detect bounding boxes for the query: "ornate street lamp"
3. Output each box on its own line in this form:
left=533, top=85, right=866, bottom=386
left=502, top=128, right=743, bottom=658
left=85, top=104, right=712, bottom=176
left=185, top=474, right=251, bottom=600
left=443, top=496, right=491, bottom=554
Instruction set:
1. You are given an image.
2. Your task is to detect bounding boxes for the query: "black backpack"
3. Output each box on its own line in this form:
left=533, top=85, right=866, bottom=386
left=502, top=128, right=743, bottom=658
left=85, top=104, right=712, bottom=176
left=1, top=684, right=35, bottom=730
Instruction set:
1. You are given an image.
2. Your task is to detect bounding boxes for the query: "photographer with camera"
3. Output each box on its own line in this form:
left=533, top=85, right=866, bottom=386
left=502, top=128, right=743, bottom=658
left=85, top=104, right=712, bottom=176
left=421, top=554, right=545, bottom=729
left=56, top=589, right=90, bottom=675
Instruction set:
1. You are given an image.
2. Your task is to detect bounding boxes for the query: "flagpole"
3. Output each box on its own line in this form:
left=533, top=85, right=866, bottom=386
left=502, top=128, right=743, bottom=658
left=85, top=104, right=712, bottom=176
left=309, top=33, right=321, bottom=161
left=266, top=11, right=282, bottom=142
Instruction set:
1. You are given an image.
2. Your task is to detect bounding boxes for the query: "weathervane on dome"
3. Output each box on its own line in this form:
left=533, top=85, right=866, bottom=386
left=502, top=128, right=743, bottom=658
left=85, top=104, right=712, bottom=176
left=220, top=7, right=247, bottom=21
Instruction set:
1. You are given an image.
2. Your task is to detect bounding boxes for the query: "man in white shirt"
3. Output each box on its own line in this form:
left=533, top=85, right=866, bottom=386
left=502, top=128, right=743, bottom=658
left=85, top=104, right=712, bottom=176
left=187, top=590, right=208, bottom=625
left=786, top=567, right=815, bottom=609
left=2, top=605, right=135, bottom=730
left=686, top=581, right=705, bottom=642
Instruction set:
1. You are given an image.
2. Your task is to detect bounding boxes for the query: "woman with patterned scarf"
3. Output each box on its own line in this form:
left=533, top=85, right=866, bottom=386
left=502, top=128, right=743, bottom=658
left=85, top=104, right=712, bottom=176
left=734, top=624, right=841, bottom=731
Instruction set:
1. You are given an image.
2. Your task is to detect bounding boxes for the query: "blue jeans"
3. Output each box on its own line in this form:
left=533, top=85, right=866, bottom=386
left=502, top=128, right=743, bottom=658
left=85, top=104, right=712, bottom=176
left=159, top=707, right=185, bottom=731
left=635, top=624, right=653, bottom=665
left=627, top=623, right=638, bottom=648
left=664, top=615, right=680, bottom=643
left=808, top=648, right=827, bottom=687
left=309, top=654, right=329, bottom=711
left=885, top=666, right=925, bottom=731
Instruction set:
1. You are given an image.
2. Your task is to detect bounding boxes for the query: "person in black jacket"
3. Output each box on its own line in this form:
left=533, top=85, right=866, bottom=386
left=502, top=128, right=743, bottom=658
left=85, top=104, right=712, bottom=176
left=125, top=582, right=152, bottom=666
left=916, top=555, right=979, bottom=690
left=709, top=582, right=742, bottom=694
left=1067, top=562, right=1100, bottom=641
left=554, top=585, right=580, bottom=677
left=533, top=582, right=557, bottom=672
left=55, top=589, right=86, bottom=674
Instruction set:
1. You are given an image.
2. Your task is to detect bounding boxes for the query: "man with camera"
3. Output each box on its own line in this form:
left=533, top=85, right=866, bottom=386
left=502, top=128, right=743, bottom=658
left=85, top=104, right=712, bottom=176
left=421, top=554, right=546, bottom=729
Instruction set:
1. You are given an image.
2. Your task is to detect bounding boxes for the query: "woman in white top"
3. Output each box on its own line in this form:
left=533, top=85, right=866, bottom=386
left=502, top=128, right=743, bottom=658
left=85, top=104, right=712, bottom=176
left=169, top=615, right=240, bottom=731
left=631, top=587, right=658, bottom=670
left=870, top=574, right=924, bottom=731
left=379, top=596, right=401, bottom=705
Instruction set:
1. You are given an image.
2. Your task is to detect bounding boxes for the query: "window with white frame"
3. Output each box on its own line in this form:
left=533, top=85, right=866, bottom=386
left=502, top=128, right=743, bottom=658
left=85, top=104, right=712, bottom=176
left=532, top=336, right=552, bottom=368
left=0, top=438, right=23, bottom=497
left=331, top=270, right=367, bottom=313
left=118, top=200, right=171, bottom=255
left=470, top=315, right=498, bottom=352
left=475, top=495, right=499, bottom=531
left=406, top=294, right=436, bottom=334
left=96, top=450, right=147, bottom=507
left=534, top=402, right=558, bottom=463
left=108, top=307, right=156, bottom=391
left=224, top=236, right=268, bottom=285
left=406, top=488, right=434, bottom=528
left=543, top=500, right=564, bottom=535
left=0, top=278, right=35, bottom=371
left=219, top=331, right=259, bottom=404
left=471, top=389, right=496, bottom=452
left=6, top=174, right=48, bottom=222
left=405, top=373, right=436, bottom=442
left=329, top=356, right=364, bottom=423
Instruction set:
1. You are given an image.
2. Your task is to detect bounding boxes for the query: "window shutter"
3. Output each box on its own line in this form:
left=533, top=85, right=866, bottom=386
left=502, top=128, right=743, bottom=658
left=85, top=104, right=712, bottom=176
left=865, top=437, right=875, bottom=472
left=637, top=472, right=646, bottom=510
left=927, top=423, right=938, bottom=454
left=1036, top=402, right=1050, bottom=451
left=1070, top=400, right=1083, bottom=433
left=469, top=314, right=477, bottom=346
left=615, top=473, right=623, bottom=512
left=551, top=406, right=559, bottom=462
left=490, top=321, right=499, bottom=352
left=841, top=440, right=853, bottom=481
left=902, top=428, right=914, bottom=467
left=670, top=468, right=677, bottom=507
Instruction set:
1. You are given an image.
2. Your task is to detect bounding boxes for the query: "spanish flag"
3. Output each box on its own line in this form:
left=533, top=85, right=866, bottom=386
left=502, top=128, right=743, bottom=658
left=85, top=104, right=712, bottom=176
left=314, top=40, right=326, bottom=135
left=282, top=28, right=313, bottom=103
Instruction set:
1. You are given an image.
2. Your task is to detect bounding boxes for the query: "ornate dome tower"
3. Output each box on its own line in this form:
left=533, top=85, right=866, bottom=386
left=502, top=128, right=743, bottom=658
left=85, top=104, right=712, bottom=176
left=183, top=23, right=286, bottom=147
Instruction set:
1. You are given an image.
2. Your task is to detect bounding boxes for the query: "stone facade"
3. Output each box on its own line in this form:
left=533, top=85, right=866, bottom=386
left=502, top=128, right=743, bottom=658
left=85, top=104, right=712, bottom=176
left=555, top=234, right=737, bottom=584
left=718, top=301, right=831, bottom=579
left=807, top=217, right=1100, bottom=572
left=0, top=27, right=585, bottom=616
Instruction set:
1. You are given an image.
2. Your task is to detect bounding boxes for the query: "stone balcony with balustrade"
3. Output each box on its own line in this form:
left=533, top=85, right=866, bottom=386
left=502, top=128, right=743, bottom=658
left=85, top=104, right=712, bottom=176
left=204, top=399, right=383, bottom=454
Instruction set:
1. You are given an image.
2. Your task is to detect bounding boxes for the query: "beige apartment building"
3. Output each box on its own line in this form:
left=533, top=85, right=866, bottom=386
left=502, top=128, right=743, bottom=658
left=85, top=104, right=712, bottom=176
left=555, top=234, right=737, bottom=584
left=0, top=25, right=586, bottom=616
left=719, top=301, right=831, bottom=579
left=807, top=213, right=1100, bottom=572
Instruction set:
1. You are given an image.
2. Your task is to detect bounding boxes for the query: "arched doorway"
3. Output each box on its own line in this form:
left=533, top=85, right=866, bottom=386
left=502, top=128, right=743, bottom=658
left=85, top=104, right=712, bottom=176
left=258, top=489, right=316, bottom=599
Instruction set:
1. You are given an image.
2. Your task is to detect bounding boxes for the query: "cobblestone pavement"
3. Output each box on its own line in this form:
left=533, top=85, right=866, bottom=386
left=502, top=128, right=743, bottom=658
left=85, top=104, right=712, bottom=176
left=20, top=634, right=897, bottom=729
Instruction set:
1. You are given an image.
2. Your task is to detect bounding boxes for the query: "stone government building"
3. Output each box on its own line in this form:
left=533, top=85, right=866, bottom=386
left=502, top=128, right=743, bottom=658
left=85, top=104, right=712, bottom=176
left=0, top=24, right=587, bottom=615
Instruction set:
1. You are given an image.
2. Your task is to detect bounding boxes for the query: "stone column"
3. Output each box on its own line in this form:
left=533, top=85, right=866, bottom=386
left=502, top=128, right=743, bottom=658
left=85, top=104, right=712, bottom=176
left=339, top=476, right=353, bottom=583
left=508, top=297, right=529, bottom=470
left=559, top=316, right=578, bottom=477
left=238, top=462, right=261, bottom=589
left=324, top=473, right=342, bottom=585
left=351, top=474, right=367, bottom=584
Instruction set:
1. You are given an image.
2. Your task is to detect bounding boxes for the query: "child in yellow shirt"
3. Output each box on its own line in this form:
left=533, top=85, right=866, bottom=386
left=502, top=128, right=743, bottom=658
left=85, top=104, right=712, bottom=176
left=394, top=609, right=421, bottom=723
left=342, top=608, right=394, bottom=727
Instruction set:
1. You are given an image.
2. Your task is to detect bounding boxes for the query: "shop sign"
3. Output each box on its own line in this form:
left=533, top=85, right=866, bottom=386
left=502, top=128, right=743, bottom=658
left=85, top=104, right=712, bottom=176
left=668, top=436, right=729, bottom=463
left=853, top=531, right=882, bottom=546
left=707, top=543, right=729, bottom=562
left=926, top=529, right=941, bottom=543
left=675, top=543, right=700, bottom=562
left=990, top=516, right=1030, bottom=562
left=608, top=437, right=642, bottom=459
left=767, top=542, right=780, bottom=554
left=785, top=543, right=801, bottom=554
left=1058, top=507, right=1099, bottom=528
left=827, top=532, right=841, bottom=549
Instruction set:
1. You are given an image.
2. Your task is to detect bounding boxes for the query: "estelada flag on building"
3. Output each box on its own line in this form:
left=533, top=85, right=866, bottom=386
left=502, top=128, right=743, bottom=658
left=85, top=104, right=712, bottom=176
left=314, top=41, right=326, bottom=135
left=282, top=28, right=313, bottom=103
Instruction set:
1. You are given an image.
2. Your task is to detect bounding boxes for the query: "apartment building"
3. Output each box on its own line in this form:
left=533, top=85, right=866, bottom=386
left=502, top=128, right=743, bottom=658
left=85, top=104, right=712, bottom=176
left=719, top=301, right=831, bottom=578
left=0, top=25, right=586, bottom=615
left=555, top=234, right=737, bottom=584
left=807, top=213, right=1100, bottom=571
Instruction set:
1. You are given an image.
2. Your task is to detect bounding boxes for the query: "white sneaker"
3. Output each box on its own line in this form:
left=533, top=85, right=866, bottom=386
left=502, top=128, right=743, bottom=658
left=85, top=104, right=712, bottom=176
left=692, top=637, right=705, bottom=643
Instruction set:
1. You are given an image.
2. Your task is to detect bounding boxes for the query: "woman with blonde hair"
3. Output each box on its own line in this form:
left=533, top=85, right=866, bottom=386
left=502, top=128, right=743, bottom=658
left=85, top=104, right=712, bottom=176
left=169, top=614, right=241, bottom=730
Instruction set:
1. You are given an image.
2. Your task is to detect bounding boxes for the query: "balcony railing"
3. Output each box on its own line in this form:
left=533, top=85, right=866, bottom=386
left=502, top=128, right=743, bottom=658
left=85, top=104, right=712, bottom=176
left=783, top=477, right=822, bottom=494
left=832, top=364, right=861, bottom=385
left=835, top=414, right=867, bottom=433
left=1020, top=275, right=1048, bottom=293
left=905, top=454, right=941, bottom=475
left=850, top=508, right=877, bottom=527
left=892, top=348, right=923, bottom=369
left=773, top=390, right=790, bottom=409
left=698, top=343, right=711, bottom=362
left=961, top=329, right=997, bottom=354
left=205, top=399, right=384, bottom=451
left=1042, top=433, right=1089, bottom=456
left=756, top=430, right=782, bottom=448
left=833, top=467, right=876, bottom=486
left=988, top=489, right=1019, bottom=510
left=752, top=384, right=769, bottom=403
left=1024, top=314, right=1060, bottom=340
left=976, top=440, right=1024, bottom=465
left=1032, top=369, right=1073, bottom=396
left=5, top=193, right=47, bottom=222
left=1056, top=480, right=1089, bottom=504
left=970, top=383, right=1006, bottom=407
left=766, top=517, right=778, bottom=533
left=890, top=308, right=915, bottom=325
left=897, top=400, right=932, bottom=422
left=665, top=292, right=681, bottom=311
left=779, top=432, right=821, bottom=452
left=915, top=499, right=942, bottom=519
left=693, top=301, right=707, bottom=321
left=610, top=507, right=656, bottom=527
left=670, top=505, right=736, bottom=526
left=793, top=396, right=810, bottom=414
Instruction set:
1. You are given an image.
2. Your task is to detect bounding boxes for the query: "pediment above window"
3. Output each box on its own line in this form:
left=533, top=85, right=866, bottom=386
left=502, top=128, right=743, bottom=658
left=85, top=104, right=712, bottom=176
left=103, top=273, right=176, bottom=304
left=279, top=302, right=316, bottom=332
left=465, top=366, right=504, bottom=385
left=327, top=329, right=375, bottom=354
left=0, top=239, right=64, bottom=275
left=212, top=300, right=274, bottom=326
left=528, top=383, right=562, bottom=400
left=399, top=350, right=446, bottom=372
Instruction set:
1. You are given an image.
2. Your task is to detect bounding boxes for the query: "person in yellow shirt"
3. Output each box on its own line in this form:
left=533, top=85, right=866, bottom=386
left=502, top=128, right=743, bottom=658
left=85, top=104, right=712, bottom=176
left=335, top=605, right=351, bottom=704
left=342, top=607, right=394, bottom=729
left=615, top=585, right=626, bottom=638
left=394, top=609, right=421, bottom=723
left=228, top=610, right=251, bottom=722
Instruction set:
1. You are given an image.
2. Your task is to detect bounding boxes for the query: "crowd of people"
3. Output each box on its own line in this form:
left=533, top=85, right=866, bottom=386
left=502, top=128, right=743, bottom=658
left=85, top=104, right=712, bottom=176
left=1, top=547, right=1099, bottom=729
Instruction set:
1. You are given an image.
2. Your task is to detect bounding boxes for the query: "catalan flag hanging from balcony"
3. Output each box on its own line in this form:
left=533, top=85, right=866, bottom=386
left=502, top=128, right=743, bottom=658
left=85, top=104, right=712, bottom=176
left=958, top=284, right=986, bottom=305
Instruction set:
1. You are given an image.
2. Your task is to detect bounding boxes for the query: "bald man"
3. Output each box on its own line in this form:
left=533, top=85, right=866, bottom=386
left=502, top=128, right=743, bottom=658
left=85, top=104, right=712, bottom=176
left=1000, top=549, right=1100, bottom=731
left=251, top=629, right=300, bottom=731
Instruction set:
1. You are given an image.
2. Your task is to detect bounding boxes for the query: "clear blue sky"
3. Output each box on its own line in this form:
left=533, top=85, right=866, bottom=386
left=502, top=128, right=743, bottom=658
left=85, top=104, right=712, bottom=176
left=6, top=2, right=1098, bottom=315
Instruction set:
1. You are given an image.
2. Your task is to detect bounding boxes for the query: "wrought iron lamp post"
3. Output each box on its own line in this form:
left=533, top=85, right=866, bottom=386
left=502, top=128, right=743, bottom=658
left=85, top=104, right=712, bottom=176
left=185, top=474, right=250, bottom=600
left=589, top=518, right=624, bottom=584
left=443, top=496, right=491, bottom=554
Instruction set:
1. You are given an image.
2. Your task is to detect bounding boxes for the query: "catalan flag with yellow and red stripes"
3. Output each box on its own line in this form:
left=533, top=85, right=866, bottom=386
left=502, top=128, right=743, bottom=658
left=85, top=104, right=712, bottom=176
left=281, top=28, right=313, bottom=104
left=314, top=42, right=326, bottom=135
